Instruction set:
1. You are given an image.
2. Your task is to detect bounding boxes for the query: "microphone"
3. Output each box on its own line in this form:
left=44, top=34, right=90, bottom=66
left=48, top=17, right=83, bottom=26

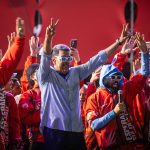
left=118, top=90, right=123, bottom=103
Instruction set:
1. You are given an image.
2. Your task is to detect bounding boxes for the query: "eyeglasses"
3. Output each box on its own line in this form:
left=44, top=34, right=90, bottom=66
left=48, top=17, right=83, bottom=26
left=56, top=56, right=73, bottom=62
left=108, top=75, right=122, bottom=80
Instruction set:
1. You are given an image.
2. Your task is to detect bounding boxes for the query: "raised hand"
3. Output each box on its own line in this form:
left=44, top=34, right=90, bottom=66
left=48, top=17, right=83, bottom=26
left=135, top=32, right=147, bottom=53
left=7, top=32, right=16, bottom=49
left=16, top=17, right=24, bottom=38
left=121, top=36, right=136, bottom=54
left=45, top=18, right=59, bottom=39
left=90, top=67, right=102, bottom=83
left=70, top=48, right=80, bottom=62
left=29, top=36, right=40, bottom=56
left=43, top=18, right=59, bottom=54
left=119, top=24, right=129, bottom=44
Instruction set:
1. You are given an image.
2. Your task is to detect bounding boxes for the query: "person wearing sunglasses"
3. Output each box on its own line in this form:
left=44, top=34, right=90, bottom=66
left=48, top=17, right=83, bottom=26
left=112, top=37, right=150, bottom=149
left=37, top=18, right=129, bottom=150
left=86, top=33, right=149, bottom=149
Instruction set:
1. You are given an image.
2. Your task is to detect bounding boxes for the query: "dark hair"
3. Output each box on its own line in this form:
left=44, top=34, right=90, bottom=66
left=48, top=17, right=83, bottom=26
left=52, top=44, right=70, bottom=57
left=26, top=63, right=39, bottom=87
left=10, top=78, right=20, bottom=88
left=11, top=78, right=19, bottom=84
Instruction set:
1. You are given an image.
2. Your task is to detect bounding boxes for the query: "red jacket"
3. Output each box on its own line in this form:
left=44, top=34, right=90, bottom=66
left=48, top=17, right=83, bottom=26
left=20, top=56, right=37, bottom=92
left=84, top=53, right=127, bottom=150
left=142, top=85, right=150, bottom=145
left=114, top=52, right=149, bottom=144
left=86, top=73, right=146, bottom=148
left=84, top=83, right=98, bottom=150
left=6, top=92, right=21, bottom=144
left=0, top=36, right=24, bottom=150
left=0, top=37, right=25, bottom=87
left=111, top=52, right=127, bottom=71
left=0, top=92, right=21, bottom=149
left=19, top=87, right=44, bottom=142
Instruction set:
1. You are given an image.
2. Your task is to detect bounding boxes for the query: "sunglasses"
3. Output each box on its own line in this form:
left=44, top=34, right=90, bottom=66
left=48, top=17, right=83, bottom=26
left=56, top=56, right=73, bottom=62
left=58, top=56, right=73, bottom=62
left=108, top=75, right=122, bottom=80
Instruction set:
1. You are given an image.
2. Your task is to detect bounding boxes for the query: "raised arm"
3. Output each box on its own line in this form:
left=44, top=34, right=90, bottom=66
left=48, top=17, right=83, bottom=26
left=86, top=67, right=101, bottom=99
left=37, top=18, right=59, bottom=84
left=7, top=32, right=16, bottom=50
left=105, top=24, right=129, bottom=56
left=123, top=33, right=149, bottom=99
left=20, top=36, right=39, bottom=92
left=43, top=18, right=59, bottom=55
left=0, top=17, right=25, bottom=86
left=76, top=24, right=129, bottom=80
left=112, top=37, right=136, bottom=71
left=135, top=32, right=149, bottom=76
left=70, top=48, right=81, bottom=66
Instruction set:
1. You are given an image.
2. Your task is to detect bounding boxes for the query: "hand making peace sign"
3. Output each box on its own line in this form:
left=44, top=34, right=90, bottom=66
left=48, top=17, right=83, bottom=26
left=43, top=18, right=59, bottom=54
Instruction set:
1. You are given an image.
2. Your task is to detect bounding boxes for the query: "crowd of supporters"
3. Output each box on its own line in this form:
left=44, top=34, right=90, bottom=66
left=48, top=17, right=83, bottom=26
left=0, top=17, right=149, bottom=150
